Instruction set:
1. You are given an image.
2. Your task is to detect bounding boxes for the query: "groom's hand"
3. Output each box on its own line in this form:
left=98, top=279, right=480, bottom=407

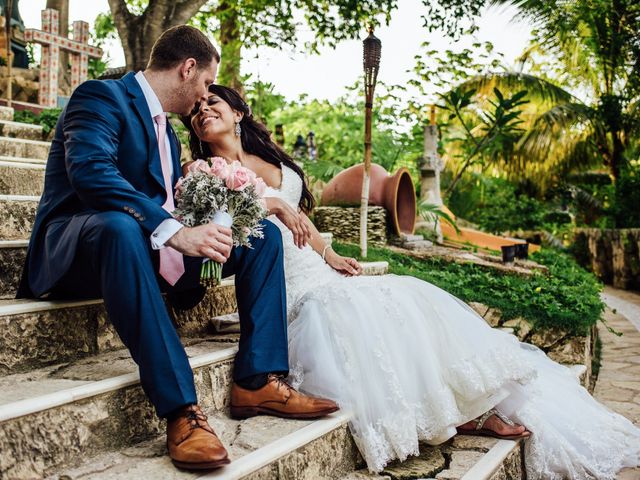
left=166, top=224, right=233, bottom=262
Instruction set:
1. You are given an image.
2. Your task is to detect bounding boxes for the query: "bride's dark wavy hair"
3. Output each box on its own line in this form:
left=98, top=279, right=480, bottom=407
left=181, top=84, right=315, bottom=214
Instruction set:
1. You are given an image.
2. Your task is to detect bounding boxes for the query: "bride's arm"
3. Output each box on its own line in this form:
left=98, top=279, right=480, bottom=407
left=264, top=197, right=311, bottom=249
left=300, top=213, right=363, bottom=276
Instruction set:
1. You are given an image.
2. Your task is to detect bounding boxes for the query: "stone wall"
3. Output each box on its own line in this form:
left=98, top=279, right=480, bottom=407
left=573, top=229, right=640, bottom=291
left=0, top=67, right=39, bottom=103
left=313, top=206, right=388, bottom=247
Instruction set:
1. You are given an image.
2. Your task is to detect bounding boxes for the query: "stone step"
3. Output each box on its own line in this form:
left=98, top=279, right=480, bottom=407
left=0, top=339, right=357, bottom=479
left=0, top=106, right=13, bottom=122
left=357, top=436, right=525, bottom=480
left=0, top=161, right=45, bottom=195
left=51, top=411, right=356, bottom=480
left=0, top=136, right=50, bottom=160
left=0, top=195, right=39, bottom=240
left=0, top=235, right=356, bottom=299
left=0, top=154, right=46, bottom=165
left=0, top=279, right=237, bottom=375
left=0, top=119, right=45, bottom=141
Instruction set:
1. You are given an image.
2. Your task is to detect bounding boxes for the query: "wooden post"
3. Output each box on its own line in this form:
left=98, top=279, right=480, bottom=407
left=360, top=101, right=373, bottom=258
left=4, top=0, right=13, bottom=108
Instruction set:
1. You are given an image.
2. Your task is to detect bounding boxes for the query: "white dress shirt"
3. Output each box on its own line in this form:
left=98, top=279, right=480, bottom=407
left=134, top=71, right=184, bottom=249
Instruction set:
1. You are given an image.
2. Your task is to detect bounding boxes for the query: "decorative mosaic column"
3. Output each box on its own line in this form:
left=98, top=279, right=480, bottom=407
left=37, top=9, right=59, bottom=108
left=24, top=9, right=103, bottom=108
left=70, top=20, right=89, bottom=90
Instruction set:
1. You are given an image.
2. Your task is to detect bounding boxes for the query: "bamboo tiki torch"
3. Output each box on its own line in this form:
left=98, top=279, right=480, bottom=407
left=360, top=26, right=381, bottom=258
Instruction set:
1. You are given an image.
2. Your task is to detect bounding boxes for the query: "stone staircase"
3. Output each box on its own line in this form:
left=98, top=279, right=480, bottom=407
left=0, top=106, right=528, bottom=480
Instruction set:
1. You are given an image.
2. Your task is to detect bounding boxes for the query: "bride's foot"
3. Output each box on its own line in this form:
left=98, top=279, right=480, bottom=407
left=457, top=409, right=531, bottom=440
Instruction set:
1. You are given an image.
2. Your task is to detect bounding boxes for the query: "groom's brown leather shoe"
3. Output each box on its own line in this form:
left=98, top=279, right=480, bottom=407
left=167, top=404, right=230, bottom=470
left=230, top=374, right=339, bottom=419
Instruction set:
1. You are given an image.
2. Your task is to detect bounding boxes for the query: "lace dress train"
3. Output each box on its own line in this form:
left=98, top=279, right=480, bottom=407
left=265, top=165, right=640, bottom=479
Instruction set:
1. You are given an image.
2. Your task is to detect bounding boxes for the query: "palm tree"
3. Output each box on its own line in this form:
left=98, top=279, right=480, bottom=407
left=457, top=0, right=640, bottom=184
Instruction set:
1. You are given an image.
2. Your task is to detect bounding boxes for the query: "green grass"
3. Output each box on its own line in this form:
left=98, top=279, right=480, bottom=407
left=334, top=243, right=605, bottom=336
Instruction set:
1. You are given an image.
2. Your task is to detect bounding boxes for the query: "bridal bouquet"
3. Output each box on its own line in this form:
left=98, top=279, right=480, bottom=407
left=173, top=157, right=267, bottom=286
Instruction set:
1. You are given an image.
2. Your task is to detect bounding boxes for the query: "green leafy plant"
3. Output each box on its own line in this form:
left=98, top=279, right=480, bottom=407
left=418, top=201, right=460, bottom=233
left=439, top=86, right=529, bottom=196
left=333, top=242, right=605, bottom=336
left=13, top=109, right=62, bottom=136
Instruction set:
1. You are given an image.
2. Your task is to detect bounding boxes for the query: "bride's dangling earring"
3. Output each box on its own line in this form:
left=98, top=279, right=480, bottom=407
left=199, top=140, right=206, bottom=158
left=235, top=122, right=242, bottom=137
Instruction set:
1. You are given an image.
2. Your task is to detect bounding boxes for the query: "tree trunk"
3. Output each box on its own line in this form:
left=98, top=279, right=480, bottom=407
left=46, top=0, right=69, bottom=94
left=216, top=1, right=244, bottom=95
left=108, top=0, right=209, bottom=71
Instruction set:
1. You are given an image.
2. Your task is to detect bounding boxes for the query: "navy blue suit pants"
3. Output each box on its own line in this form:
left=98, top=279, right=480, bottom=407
left=50, top=211, right=288, bottom=417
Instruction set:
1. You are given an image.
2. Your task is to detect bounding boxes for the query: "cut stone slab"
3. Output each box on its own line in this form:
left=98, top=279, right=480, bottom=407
left=0, top=162, right=45, bottom=195
left=0, top=281, right=237, bottom=375
left=0, top=136, right=50, bottom=159
left=436, top=450, right=484, bottom=479
left=361, top=261, right=389, bottom=276
left=382, top=446, right=446, bottom=479
left=0, top=120, right=44, bottom=141
left=0, top=195, right=39, bottom=240
left=449, top=435, right=498, bottom=453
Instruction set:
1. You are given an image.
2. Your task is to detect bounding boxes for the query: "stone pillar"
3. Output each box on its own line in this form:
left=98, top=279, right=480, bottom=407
left=418, top=106, right=444, bottom=242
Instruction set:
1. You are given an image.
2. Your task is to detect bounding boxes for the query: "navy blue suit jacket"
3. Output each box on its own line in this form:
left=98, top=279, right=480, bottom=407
left=18, top=72, right=182, bottom=298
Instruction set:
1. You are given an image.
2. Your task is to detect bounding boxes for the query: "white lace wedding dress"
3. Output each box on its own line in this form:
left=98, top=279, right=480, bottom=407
left=265, top=165, right=640, bottom=479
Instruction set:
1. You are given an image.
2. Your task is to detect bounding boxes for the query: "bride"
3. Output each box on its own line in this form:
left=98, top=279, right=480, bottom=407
left=182, top=85, right=640, bottom=479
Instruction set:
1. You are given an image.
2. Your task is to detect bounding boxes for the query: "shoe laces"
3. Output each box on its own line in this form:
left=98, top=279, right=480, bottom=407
left=268, top=374, right=294, bottom=393
left=185, top=407, right=209, bottom=431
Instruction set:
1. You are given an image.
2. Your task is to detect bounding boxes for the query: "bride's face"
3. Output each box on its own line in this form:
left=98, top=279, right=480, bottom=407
left=190, top=93, right=242, bottom=142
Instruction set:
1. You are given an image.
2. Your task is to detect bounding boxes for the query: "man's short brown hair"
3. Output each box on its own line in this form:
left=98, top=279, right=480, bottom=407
left=147, top=25, right=220, bottom=71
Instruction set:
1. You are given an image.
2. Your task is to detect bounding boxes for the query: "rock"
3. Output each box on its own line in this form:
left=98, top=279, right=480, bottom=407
left=342, top=471, right=392, bottom=480
left=450, top=435, right=497, bottom=452
left=467, top=302, right=489, bottom=318
left=483, top=307, right=503, bottom=327
left=547, top=335, right=587, bottom=365
left=502, top=317, right=533, bottom=341
left=529, top=328, right=567, bottom=350
left=382, top=447, right=446, bottom=479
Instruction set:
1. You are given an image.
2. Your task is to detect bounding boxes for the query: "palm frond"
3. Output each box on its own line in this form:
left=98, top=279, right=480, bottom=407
left=458, top=72, right=574, bottom=104
left=418, top=201, right=460, bottom=233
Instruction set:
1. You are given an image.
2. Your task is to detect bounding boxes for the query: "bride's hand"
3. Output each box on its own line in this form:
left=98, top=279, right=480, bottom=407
left=266, top=197, right=311, bottom=249
left=325, top=250, right=363, bottom=276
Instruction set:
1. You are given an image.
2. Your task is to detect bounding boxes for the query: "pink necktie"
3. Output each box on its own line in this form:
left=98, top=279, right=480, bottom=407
left=154, top=113, right=185, bottom=286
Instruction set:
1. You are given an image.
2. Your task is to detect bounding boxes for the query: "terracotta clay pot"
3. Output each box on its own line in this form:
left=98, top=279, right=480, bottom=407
left=320, top=163, right=416, bottom=235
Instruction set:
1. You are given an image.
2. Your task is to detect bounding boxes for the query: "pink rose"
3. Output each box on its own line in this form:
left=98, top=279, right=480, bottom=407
left=226, top=162, right=254, bottom=191
left=187, top=159, right=211, bottom=175
left=210, top=156, right=230, bottom=180
left=253, top=177, right=267, bottom=197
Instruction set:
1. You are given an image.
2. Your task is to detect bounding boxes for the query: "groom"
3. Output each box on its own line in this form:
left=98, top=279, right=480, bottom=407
left=17, top=25, right=337, bottom=470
